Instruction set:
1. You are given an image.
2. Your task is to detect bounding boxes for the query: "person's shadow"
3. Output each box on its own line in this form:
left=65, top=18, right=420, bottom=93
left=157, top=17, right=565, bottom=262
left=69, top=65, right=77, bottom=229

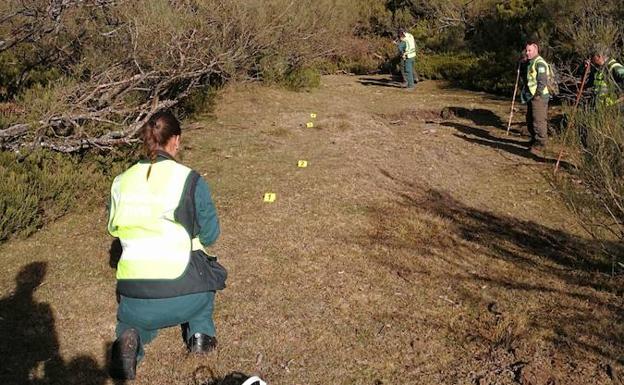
left=0, top=262, right=110, bottom=385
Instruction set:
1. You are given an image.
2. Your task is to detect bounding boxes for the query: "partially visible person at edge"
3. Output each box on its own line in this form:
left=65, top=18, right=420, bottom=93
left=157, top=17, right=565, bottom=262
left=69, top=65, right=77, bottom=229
left=520, top=40, right=551, bottom=154
left=586, top=50, right=624, bottom=107
left=397, top=27, right=417, bottom=91
left=107, top=111, right=224, bottom=380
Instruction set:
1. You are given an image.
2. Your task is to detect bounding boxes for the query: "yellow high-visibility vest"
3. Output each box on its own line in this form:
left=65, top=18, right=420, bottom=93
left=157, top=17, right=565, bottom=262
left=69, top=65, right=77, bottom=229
left=593, top=59, right=624, bottom=105
left=108, top=159, right=197, bottom=280
left=527, top=56, right=550, bottom=97
left=403, top=32, right=417, bottom=59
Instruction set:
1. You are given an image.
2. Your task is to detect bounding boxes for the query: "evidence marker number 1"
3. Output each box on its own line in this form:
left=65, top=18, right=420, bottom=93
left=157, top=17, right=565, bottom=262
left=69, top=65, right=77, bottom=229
left=263, top=193, right=276, bottom=203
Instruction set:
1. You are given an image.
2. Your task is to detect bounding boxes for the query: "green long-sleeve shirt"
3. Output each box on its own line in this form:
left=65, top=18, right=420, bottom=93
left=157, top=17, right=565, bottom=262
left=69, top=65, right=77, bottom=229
left=398, top=40, right=407, bottom=56
left=194, top=176, right=219, bottom=246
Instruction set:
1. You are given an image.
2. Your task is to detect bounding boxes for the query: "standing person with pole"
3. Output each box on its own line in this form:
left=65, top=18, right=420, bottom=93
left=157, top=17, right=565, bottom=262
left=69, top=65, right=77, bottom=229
left=586, top=50, right=624, bottom=107
left=397, top=27, right=417, bottom=91
left=521, top=40, right=552, bottom=154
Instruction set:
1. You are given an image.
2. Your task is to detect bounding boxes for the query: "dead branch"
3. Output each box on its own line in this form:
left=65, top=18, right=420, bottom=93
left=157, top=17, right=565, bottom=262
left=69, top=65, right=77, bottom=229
left=1, top=0, right=348, bottom=154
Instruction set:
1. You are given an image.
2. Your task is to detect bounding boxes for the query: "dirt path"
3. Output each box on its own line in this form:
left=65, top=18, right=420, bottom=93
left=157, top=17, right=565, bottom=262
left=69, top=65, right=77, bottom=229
left=1, top=75, right=622, bottom=385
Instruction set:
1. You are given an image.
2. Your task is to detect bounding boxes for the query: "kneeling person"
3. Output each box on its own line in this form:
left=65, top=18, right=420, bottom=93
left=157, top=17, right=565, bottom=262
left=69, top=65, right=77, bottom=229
left=107, top=111, right=225, bottom=380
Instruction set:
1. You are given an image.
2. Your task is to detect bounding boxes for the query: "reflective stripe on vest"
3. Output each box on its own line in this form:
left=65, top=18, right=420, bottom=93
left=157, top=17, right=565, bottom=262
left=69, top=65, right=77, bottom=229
left=108, top=160, right=193, bottom=280
left=527, top=56, right=550, bottom=97
left=404, top=33, right=417, bottom=59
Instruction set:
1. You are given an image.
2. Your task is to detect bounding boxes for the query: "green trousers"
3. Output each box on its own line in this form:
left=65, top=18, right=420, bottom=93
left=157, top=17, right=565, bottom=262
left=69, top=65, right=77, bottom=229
left=526, top=97, right=549, bottom=146
left=402, top=58, right=416, bottom=89
left=116, top=291, right=216, bottom=360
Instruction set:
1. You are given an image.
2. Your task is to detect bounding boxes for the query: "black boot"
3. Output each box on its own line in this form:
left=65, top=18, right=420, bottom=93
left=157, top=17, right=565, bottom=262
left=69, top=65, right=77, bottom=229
left=188, top=333, right=217, bottom=354
left=110, top=328, right=139, bottom=380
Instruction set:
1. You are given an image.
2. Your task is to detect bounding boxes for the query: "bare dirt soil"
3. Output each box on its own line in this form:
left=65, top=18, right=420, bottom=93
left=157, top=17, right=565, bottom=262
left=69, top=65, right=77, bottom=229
left=1, top=75, right=622, bottom=385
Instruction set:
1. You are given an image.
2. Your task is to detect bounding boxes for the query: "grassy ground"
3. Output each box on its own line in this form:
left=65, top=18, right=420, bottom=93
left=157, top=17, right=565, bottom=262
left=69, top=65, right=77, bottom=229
left=1, top=75, right=622, bottom=385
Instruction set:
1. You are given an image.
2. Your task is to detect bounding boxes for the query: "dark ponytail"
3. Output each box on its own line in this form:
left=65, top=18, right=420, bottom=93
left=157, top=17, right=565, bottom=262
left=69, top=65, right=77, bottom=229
left=140, top=111, right=182, bottom=179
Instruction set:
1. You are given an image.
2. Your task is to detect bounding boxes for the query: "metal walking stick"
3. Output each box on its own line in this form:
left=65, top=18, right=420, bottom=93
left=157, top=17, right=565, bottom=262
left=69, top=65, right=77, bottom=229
left=554, top=60, right=591, bottom=173
left=506, top=62, right=521, bottom=135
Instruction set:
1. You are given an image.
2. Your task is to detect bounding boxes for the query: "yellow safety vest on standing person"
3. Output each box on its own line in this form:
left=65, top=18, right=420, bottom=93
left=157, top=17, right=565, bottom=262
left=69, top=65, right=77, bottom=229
left=526, top=56, right=550, bottom=97
left=403, top=32, right=417, bottom=59
left=593, top=59, right=624, bottom=106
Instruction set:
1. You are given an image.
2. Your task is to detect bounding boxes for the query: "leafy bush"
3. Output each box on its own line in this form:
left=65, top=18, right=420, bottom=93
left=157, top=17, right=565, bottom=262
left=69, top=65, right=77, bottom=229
left=175, top=85, right=221, bottom=119
left=256, top=56, right=321, bottom=91
left=553, top=104, right=624, bottom=259
left=1, top=0, right=365, bottom=152
left=414, top=52, right=518, bottom=95
left=284, top=67, right=321, bottom=91
left=416, top=53, right=477, bottom=81
left=0, top=150, right=134, bottom=242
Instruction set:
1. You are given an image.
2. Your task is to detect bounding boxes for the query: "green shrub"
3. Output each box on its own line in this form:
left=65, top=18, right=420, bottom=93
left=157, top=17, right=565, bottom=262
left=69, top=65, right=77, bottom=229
left=0, top=51, right=62, bottom=102
left=553, top=104, right=624, bottom=246
left=0, top=160, right=41, bottom=240
left=416, top=53, right=478, bottom=81
left=283, top=67, right=321, bottom=91
left=414, top=52, right=517, bottom=95
left=334, top=36, right=388, bottom=75
left=256, top=55, right=321, bottom=91
left=176, top=85, right=220, bottom=119
left=0, top=149, right=135, bottom=242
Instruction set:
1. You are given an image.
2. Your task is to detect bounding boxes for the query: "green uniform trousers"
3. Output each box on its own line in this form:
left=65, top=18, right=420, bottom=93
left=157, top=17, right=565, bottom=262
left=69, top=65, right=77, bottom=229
left=116, top=291, right=216, bottom=360
left=402, top=58, right=416, bottom=89
left=526, top=96, right=549, bottom=146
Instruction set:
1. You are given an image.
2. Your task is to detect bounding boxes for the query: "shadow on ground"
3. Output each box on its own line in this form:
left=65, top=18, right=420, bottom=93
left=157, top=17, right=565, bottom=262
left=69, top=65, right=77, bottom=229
left=358, top=76, right=405, bottom=89
left=357, top=170, right=623, bottom=383
left=0, top=262, right=118, bottom=385
left=442, top=107, right=506, bottom=129
left=442, top=121, right=575, bottom=170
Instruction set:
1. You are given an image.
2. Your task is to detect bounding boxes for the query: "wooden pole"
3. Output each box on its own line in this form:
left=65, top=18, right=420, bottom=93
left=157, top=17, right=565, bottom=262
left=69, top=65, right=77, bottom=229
left=554, top=61, right=591, bottom=174
left=506, top=63, right=521, bottom=135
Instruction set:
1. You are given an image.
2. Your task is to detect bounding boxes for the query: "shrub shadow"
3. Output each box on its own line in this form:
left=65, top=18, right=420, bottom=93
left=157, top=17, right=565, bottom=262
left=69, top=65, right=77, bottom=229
left=442, top=121, right=575, bottom=170
left=443, top=106, right=505, bottom=129
left=365, top=171, right=623, bottom=369
left=358, top=76, right=404, bottom=89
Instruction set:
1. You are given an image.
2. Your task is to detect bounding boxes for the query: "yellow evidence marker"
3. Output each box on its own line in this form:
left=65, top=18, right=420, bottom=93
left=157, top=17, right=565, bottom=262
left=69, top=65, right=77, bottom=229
left=297, top=160, right=308, bottom=168
left=263, top=193, right=276, bottom=203
left=310, top=113, right=317, bottom=119
left=306, top=122, right=314, bottom=128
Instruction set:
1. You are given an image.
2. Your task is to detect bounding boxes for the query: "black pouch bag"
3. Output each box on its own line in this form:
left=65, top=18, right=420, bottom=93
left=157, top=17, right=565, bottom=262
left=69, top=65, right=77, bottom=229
left=190, top=250, right=227, bottom=291
left=183, top=171, right=228, bottom=291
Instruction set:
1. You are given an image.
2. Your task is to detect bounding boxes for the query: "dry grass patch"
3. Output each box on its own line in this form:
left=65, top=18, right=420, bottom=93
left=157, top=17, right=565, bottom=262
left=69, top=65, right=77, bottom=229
left=0, top=75, right=622, bottom=385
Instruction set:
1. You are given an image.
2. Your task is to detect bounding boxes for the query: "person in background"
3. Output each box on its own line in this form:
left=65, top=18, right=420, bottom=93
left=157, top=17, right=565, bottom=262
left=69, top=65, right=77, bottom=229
left=586, top=50, right=624, bottom=107
left=397, top=27, right=418, bottom=91
left=521, top=40, right=552, bottom=153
